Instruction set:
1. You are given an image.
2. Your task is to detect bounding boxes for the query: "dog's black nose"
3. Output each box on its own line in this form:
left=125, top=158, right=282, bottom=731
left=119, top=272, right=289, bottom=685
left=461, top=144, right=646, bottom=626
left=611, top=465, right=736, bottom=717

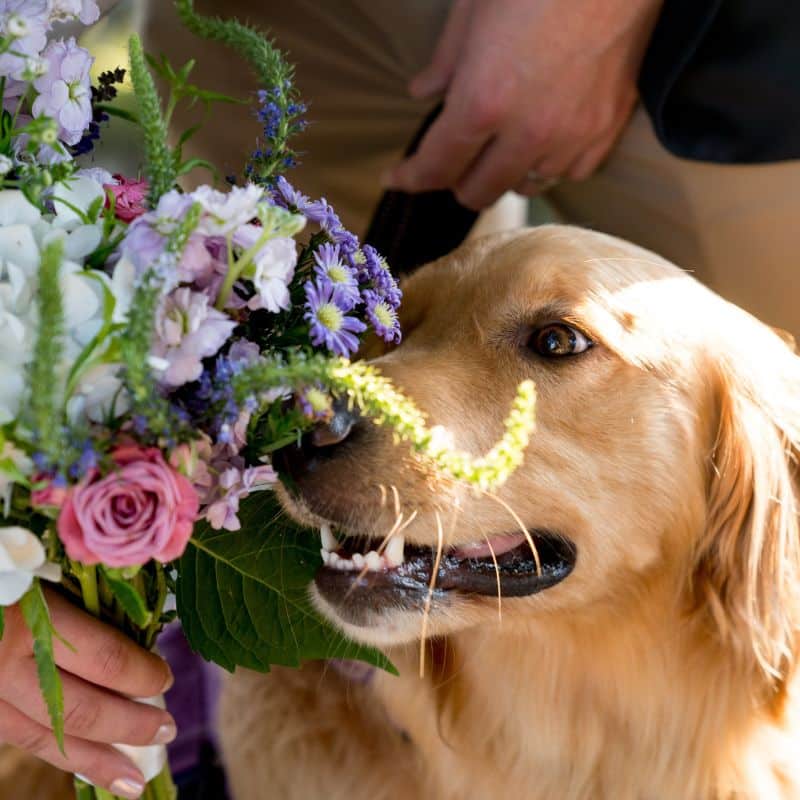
left=272, top=399, right=361, bottom=481
left=310, top=400, right=359, bottom=447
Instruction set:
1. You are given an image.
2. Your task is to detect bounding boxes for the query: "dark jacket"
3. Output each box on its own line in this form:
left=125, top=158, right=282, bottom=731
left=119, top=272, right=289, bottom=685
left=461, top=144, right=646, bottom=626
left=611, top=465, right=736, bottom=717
left=639, top=0, right=800, bottom=163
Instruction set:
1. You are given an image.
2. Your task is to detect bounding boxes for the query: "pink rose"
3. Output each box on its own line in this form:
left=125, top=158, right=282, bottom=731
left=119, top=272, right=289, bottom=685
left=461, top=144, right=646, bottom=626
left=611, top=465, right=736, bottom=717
left=30, top=474, right=68, bottom=509
left=105, top=174, right=149, bottom=222
left=58, top=446, right=199, bottom=567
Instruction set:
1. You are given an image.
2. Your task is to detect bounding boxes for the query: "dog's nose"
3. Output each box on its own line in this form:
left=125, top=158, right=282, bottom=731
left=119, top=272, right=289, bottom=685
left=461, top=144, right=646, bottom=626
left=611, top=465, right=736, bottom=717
left=272, top=399, right=361, bottom=481
left=311, top=399, right=359, bottom=447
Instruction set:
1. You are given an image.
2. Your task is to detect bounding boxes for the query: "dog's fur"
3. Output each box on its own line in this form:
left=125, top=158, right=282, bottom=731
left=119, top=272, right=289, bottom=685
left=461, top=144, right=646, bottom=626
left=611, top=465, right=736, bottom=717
left=220, top=226, right=800, bottom=800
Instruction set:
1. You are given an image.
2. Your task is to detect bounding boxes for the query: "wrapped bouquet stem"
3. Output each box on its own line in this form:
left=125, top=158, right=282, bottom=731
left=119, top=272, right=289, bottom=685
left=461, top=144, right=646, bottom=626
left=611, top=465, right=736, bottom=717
left=0, top=1, right=536, bottom=797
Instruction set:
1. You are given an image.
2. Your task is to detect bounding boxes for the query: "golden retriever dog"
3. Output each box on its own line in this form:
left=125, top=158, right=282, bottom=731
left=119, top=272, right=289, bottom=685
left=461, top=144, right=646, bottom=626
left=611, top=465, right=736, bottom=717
left=219, top=225, right=800, bottom=800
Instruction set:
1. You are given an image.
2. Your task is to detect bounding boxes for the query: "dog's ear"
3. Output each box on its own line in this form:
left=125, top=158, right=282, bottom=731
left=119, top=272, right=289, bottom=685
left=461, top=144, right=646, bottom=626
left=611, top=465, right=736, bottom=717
left=693, top=344, right=800, bottom=684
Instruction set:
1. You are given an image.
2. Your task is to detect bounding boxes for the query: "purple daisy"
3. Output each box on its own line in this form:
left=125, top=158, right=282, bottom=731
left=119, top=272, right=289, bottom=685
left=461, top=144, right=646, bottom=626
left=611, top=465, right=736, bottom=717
left=271, top=175, right=309, bottom=212
left=361, top=244, right=402, bottom=309
left=313, top=243, right=360, bottom=310
left=363, top=289, right=401, bottom=344
left=304, top=280, right=366, bottom=357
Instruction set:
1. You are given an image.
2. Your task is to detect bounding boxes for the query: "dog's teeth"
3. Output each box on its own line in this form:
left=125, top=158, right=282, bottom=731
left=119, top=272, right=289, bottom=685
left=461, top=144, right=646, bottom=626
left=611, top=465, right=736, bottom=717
left=365, top=551, right=383, bottom=572
left=320, top=523, right=338, bottom=552
left=352, top=553, right=366, bottom=569
left=384, top=534, right=405, bottom=567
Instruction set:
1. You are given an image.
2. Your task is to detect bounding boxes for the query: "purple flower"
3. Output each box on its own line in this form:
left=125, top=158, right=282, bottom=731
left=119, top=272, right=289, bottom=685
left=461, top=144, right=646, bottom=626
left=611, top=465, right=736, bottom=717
left=298, top=385, right=332, bottom=420
left=204, top=458, right=277, bottom=532
left=194, top=184, right=264, bottom=236
left=151, top=288, right=237, bottom=388
left=0, top=1, right=49, bottom=81
left=32, top=38, right=94, bottom=146
left=304, top=280, right=366, bottom=357
left=361, top=244, right=402, bottom=308
left=363, top=289, right=401, bottom=344
left=271, top=175, right=309, bottom=212
left=48, top=1, right=100, bottom=25
left=313, top=243, right=359, bottom=311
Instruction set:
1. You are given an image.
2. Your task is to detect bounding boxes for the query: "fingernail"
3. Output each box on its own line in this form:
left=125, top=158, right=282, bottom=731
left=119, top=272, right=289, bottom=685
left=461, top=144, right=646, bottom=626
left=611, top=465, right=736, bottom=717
left=110, top=778, right=145, bottom=799
left=160, top=664, right=174, bottom=693
left=152, top=720, right=177, bottom=745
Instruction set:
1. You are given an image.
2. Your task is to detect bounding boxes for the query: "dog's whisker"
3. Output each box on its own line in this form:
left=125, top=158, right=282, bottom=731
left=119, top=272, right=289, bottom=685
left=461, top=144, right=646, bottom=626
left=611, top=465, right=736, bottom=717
left=420, top=510, right=445, bottom=678
left=377, top=483, right=388, bottom=508
left=484, top=490, right=542, bottom=576
left=391, top=484, right=401, bottom=519
left=484, top=534, right=503, bottom=623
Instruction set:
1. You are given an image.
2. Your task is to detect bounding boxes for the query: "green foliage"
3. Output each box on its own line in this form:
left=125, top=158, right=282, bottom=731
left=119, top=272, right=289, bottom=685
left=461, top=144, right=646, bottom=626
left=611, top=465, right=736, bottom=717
left=174, top=0, right=304, bottom=181
left=176, top=492, right=395, bottom=673
left=101, top=568, right=152, bottom=628
left=20, top=581, right=65, bottom=752
left=28, top=239, right=65, bottom=462
left=128, top=34, right=177, bottom=207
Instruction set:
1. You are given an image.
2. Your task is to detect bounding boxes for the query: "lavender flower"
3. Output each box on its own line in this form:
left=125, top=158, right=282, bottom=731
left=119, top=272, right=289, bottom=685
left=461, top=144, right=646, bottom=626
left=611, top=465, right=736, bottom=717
left=304, top=280, right=366, bottom=357
left=363, top=289, right=401, bottom=344
left=313, top=242, right=359, bottom=311
left=194, top=183, right=264, bottom=236
left=31, top=37, right=94, bottom=146
left=298, top=384, right=332, bottom=420
left=151, top=287, right=237, bottom=388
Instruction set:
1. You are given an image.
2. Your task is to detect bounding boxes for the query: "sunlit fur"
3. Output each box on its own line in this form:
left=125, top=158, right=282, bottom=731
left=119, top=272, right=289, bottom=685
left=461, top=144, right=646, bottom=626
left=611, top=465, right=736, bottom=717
left=219, top=225, right=800, bottom=799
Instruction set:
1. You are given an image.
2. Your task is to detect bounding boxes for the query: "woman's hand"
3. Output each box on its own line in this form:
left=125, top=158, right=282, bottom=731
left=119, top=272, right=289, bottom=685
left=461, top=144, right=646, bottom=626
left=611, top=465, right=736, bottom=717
left=383, top=0, right=662, bottom=208
left=0, top=591, right=175, bottom=800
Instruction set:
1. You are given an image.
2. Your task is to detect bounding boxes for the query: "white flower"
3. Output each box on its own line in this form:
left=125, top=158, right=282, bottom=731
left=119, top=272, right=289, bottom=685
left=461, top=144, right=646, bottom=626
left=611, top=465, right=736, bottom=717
left=234, top=223, right=297, bottom=312
left=0, top=155, right=13, bottom=176
left=48, top=0, right=100, bottom=25
left=66, top=362, right=129, bottom=424
left=0, top=526, right=62, bottom=606
left=193, top=184, right=265, bottom=236
left=0, top=185, right=109, bottom=423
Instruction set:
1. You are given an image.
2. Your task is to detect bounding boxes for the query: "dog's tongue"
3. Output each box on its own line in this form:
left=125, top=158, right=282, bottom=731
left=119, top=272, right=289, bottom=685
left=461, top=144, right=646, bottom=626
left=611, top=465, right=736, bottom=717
left=453, top=532, right=527, bottom=560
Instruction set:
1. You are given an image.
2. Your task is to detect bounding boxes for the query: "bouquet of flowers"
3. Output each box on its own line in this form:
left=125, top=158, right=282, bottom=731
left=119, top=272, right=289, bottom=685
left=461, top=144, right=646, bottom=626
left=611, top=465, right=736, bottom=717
left=0, top=1, right=536, bottom=798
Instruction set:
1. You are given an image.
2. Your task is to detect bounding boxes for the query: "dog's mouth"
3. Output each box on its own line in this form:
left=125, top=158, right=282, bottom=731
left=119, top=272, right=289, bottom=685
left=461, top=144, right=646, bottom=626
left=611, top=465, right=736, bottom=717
left=314, top=523, right=577, bottom=617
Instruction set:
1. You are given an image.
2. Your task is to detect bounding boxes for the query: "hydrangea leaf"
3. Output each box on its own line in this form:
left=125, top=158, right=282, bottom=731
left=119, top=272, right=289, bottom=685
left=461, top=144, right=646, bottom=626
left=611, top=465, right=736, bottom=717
left=176, top=492, right=396, bottom=674
left=19, top=580, right=65, bottom=752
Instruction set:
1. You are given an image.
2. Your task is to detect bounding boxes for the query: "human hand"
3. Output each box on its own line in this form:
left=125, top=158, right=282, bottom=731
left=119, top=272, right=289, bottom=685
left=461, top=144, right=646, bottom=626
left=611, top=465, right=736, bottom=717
left=383, top=0, right=662, bottom=208
left=0, top=591, right=175, bottom=800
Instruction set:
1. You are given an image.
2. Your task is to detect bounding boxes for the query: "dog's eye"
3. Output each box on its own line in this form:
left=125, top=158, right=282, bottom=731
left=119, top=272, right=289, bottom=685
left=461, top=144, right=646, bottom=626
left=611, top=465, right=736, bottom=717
left=529, top=323, right=592, bottom=358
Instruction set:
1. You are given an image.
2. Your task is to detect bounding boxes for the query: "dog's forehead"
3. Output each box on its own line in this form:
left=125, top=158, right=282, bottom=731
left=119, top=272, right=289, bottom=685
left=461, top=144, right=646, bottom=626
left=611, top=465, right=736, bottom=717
left=404, top=226, right=691, bottom=323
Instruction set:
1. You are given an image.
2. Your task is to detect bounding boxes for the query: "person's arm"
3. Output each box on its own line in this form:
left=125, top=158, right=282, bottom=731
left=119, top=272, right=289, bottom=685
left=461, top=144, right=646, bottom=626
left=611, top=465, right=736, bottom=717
left=0, top=591, right=175, bottom=800
left=383, top=0, right=663, bottom=209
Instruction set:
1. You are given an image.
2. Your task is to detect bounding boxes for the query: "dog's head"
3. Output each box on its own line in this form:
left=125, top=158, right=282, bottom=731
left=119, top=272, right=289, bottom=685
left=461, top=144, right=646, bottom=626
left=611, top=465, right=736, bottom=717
left=275, top=225, right=800, bottom=680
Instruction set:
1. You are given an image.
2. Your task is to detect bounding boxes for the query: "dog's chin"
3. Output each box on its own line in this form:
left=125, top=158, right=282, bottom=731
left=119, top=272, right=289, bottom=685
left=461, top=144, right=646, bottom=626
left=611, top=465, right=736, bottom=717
left=276, top=485, right=578, bottom=646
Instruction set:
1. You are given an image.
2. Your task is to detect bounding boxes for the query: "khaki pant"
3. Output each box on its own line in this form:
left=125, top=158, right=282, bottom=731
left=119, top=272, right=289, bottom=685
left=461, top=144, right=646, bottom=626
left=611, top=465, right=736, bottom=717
left=145, top=0, right=800, bottom=337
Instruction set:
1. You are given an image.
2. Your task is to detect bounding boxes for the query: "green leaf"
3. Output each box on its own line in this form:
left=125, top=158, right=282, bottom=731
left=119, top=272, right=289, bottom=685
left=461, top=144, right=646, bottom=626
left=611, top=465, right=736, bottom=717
left=176, top=492, right=396, bottom=674
left=19, top=581, right=65, bottom=752
left=101, top=569, right=152, bottom=628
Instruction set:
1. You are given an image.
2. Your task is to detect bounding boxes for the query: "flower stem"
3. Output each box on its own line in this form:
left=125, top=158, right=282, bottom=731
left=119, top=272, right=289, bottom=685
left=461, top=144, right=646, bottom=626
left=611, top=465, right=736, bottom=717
left=142, top=764, right=177, bottom=800
left=76, top=565, right=101, bottom=617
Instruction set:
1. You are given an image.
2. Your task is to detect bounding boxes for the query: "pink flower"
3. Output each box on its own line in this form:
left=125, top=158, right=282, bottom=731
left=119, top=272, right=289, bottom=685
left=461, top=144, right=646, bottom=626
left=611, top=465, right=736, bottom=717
left=57, top=446, right=199, bottom=567
left=105, top=174, right=149, bottom=222
left=30, top=474, right=68, bottom=509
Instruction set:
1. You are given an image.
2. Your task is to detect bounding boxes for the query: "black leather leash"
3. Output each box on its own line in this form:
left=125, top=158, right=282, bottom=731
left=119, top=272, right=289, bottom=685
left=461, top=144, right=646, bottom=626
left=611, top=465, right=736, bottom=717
left=363, top=104, right=479, bottom=276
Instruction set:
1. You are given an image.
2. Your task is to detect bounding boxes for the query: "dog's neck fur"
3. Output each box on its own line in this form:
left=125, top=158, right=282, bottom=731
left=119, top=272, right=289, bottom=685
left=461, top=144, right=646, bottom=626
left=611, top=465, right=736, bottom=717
left=374, top=568, right=799, bottom=800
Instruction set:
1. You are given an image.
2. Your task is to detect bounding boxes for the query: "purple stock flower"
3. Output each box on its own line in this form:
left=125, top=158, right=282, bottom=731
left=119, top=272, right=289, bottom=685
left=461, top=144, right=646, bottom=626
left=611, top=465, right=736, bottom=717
left=313, top=242, right=359, bottom=311
left=32, top=37, right=94, bottom=146
left=151, top=288, right=237, bottom=388
left=0, top=1, right=48, bottom=80
left=304, top=280, right=366, bottom=357
left=363, top=289, right=401, bottom=344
